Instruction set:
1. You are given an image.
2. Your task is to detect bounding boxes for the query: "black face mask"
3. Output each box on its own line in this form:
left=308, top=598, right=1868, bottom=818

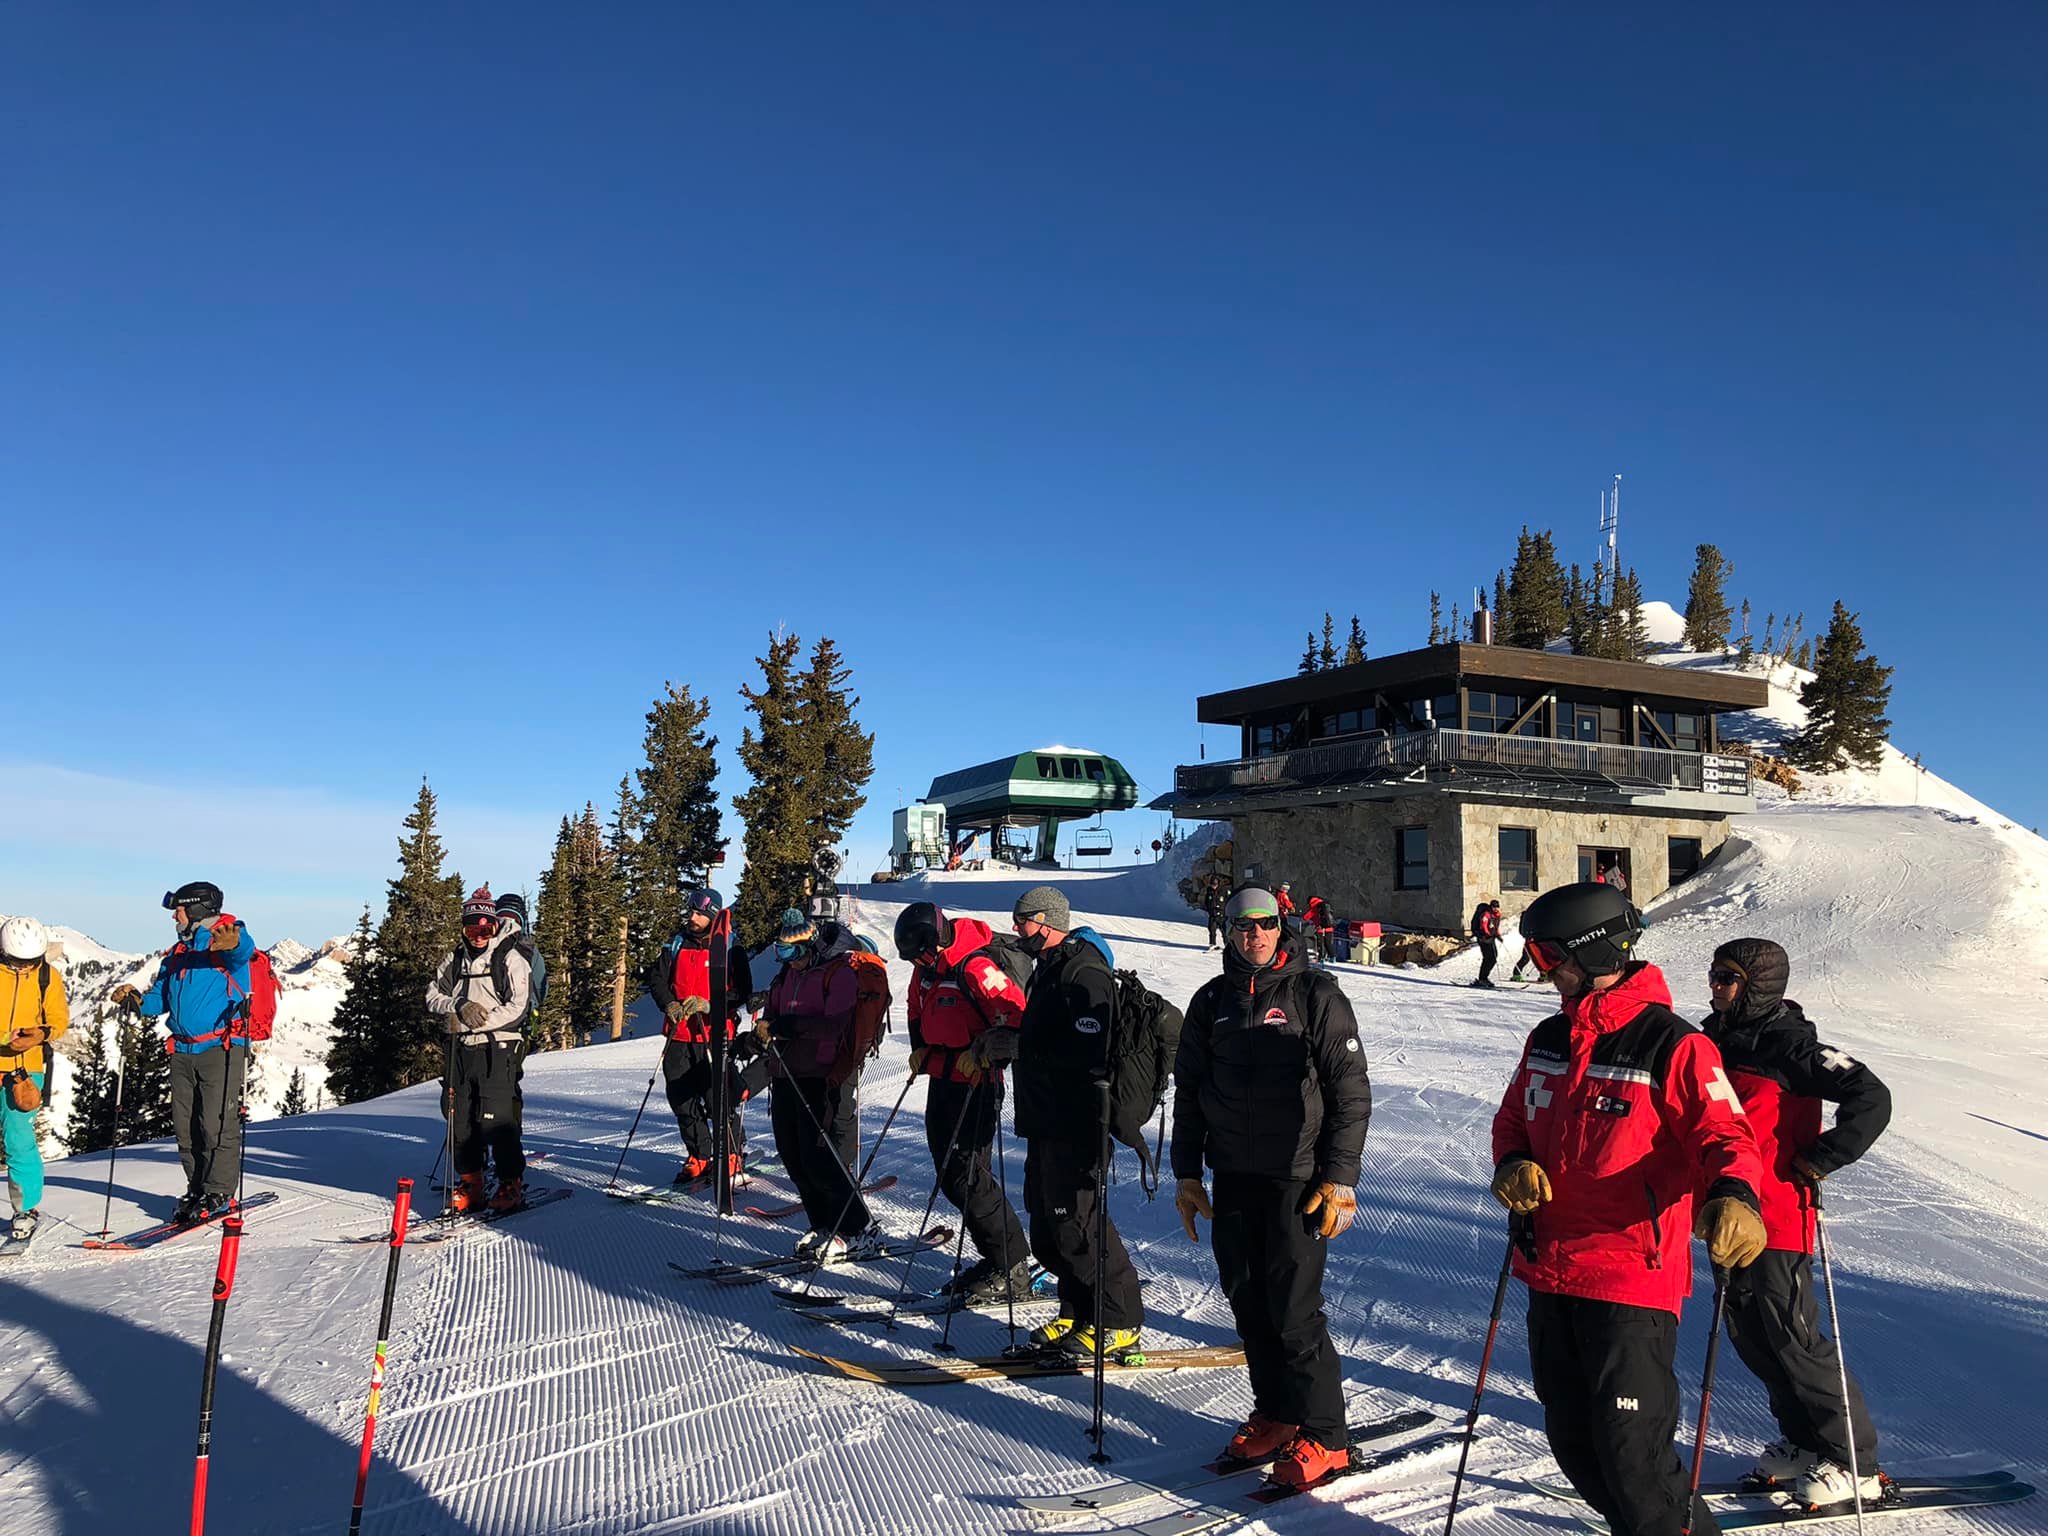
left=1017, top=929, right=1048, bottom=957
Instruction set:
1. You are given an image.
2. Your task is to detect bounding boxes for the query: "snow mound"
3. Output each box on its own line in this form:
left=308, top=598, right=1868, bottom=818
left=1638, top=597, right=1688, bottom=647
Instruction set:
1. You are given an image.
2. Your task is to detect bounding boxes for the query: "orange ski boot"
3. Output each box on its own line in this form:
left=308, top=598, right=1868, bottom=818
left=449, top=1172, right=486, bottom=1214
left=1222, top=1412, right=1299, bottom=1465
left=1270, top=1434, right=1349, bottom=1490
left=487, top=1177, right=527, bottom=1214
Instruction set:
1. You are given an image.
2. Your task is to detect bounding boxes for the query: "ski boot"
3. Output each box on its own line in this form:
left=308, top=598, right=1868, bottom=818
left=173, top=1192, right=205, bottom=1226
left=1222, top=1412, right=1299, bottom=1465
left=793, top=1229, right=829, bottom=1261
left=956, top=1260, right=1037, bottom=1310
left=1269, top=1434, right=1348, bottom=1490
left=1027, top=1316, right=1076, bottom=1350
left=1743, top=1437, right=1817, bottom=1489
left=487, top=1177, right=528, bottom=1214
left=1796, top=1460, right=1888, bottom=1509
left=674, top=1156, right=713, bottom=1187
left=940, top=1257, right=997, bottom=1297
left=196, top=1192, right=235, bottom=1223
left=9, top=1209, right=39, bottom=1243
left=448, top=1173, right=487, bottom=1215
left=1058, top=1324, right=1142, bottom=1363
left=821, top=1225, right=885, bottom=1265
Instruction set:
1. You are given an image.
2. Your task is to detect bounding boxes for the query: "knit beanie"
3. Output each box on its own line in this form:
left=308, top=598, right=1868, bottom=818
left=1012, top=885, right=1071, bottom=931
left=776, top=908, right=817, bottom=948
left=462, top=888, right=498, bottom=924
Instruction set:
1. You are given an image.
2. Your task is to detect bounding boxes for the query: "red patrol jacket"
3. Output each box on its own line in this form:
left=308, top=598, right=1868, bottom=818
left=665, top=944, right=736, bottom=1046
left=1491, top=962, right=1763, bottom=1316
left=906, top=916, right=1024, bottom=1084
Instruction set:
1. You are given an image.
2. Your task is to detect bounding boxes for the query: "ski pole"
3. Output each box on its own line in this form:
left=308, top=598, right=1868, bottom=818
left=606, top=1071, right=660, bottom=1191
left=995, top=1109, right=1020, bottom=1353
left=1682, top=1267, right=1732, bottom=1536
left=347, top=1178, right=414, bottom=1536
left=1813, top=1191, right=1866, bottom=1536
left=1444, top=1218, right=1522, bottom=1536
left=1088, top=1083, right=1112, bottom=1465
left=440, top=1034, right=457, bottom=1215
left=189, top=1215, right=245, bottom=1536
left=874, top=1070, right=979, bottom=1322
left=95, top=1010, right=129, bottom=1240
left=932, top=1189, right=972, bottom=1356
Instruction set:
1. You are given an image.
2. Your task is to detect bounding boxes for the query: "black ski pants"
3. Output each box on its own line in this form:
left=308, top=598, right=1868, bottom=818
left=1726, top=1249, right=1878, bottom=1469
left=171, top=1045, right=247, bottom=1201
left=1207, top=912, right=1224, bottom=947
left=451, top=1039, right=525, bottom=1182
left=1023, top=1134, right=1143, bottom=1333
left=662, top=1037, right=747, bottom=1163
left=1527, top=1291, right=1720, bottom=1536
left=1211, top=1171, right=1345, bottom=1448
left=770, top=1074, right=871, bottom=1237
left=925, top=1075, right=1028, bottom=1269
left=1476, top=940, right=1499, bottom=984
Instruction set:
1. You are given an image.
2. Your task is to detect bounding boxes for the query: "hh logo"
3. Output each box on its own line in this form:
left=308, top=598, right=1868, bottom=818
left=1616, top=1396, right=1639, bottom=1411
left=1524, top=1072, right=1553, bottom=1120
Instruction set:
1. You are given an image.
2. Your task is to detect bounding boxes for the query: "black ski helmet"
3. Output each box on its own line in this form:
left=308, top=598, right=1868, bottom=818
left=163, top=881, right=224, bottom=922
left=1518, top=881, right=1643, bottom=976
left=894, top=901, right=952, bottom=962
left=684, top=886, right=724, bottom=921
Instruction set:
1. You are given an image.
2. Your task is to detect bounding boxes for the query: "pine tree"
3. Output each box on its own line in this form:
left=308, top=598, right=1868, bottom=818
left=1786, top=602, right=1894, bottom=772
left=1506, top=527, right=1569, bottom=648
left=535, top=805, right=623, bottom=1050
left=608, top=775, right=640, bottom=1040
left=279, top=1068, right=310, bottom=1116
left=1298, top=632, right=1318, bottom=673
left=633, top=684, right=723, bottom=966
left=534, top=819, right=578, bottom=1047
left=1580, top=560, right=1615, bottom=659
left=1426, top=593, right=1443, bottom=646
left=1681, top=544, right=1734, bottom=652
left=1736, top=599, right=1754, bottom=668
left=734, top=631, right=812, bottom=948
left=64, top=1009, right=117, bottom=1153
left=1318, top=613, right=1338, bottom=670
left=1563, top=564, right=1589, bottom=655
left=117, top=1013, right=175, bottom=1143
left=1449, top=600, right=1462, bottom=644
left=1796, top=638, right=1812, bottom=669
left=796, top=636, right=876, bottom=860
left=322, top=908, right=385, bottom=1103
left=1342, top=614, right=1366, bottom=665
left=1491, top=569, right=1512, bottom=645
left=1612, top=567, right=1651, bottom=662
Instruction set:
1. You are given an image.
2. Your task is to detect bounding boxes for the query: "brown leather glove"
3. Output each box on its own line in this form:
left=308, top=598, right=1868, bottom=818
left=1491, top=1158, right=1553, bottom=1212
left=907, top=1046, right=930, bottom=1077
left=457, top=1000, right=491, bottom=1030
left=1301, top=1181, right=1358, bottom=1238
left=1695, top=1195, right=1767, bottom=1269
left=662, top=999, right=689, bottom=1023
left=10, top=1028, right=45, bottom=1055
left=1175, top=1178, right=1214, bottom=1242
left=676, top=995, right=709, bottom=1019
left=207, top=922, right=243, bottom=951
left=111, top=984, right=142, bottom=1014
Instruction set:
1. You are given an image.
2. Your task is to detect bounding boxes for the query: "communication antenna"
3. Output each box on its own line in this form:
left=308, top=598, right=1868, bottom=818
left=1598, top=474, right=1621, bottom=574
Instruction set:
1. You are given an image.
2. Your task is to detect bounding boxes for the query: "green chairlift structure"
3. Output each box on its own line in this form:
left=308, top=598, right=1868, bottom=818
left=926, top=747, right=1141, bottom=865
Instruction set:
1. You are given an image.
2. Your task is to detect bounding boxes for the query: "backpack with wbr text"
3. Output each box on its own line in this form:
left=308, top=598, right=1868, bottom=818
left=480, top=931, right=546, bottom=1031
left=832, top=948, right=892, bottom=1085
left=1107, top=969, right=1183, bottom=1193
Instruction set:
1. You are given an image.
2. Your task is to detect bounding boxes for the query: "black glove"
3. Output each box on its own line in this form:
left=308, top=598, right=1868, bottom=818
left=731, top=1033, right=763, bottom=1063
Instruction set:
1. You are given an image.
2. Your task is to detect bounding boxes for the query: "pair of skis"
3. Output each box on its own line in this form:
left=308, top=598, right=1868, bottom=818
left=791, top=1341, right=1247, bottom=1386
left=1532, top=1472, right=2035, bottom=1532
left=771, top=1265, right=1054, bottom=1324
left=337, top=1185, right=571, bottom=1244
left=80, top=1190, right=280, bottom=1252
left=668, top=1223, right=954, bottom=1288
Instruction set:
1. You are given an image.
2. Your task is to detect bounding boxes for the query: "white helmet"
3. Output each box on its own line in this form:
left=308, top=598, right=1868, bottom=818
left=1, top=916, right=49, bottom=963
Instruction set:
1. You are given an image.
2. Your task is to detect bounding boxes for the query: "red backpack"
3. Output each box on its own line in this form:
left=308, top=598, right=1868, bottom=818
left=239, top=949, right=280, bottom=1043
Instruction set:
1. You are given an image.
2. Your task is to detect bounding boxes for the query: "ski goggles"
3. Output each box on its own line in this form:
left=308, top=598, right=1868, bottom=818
left=775, top=941, right=807, bottom=963
left=1708, top=967, right=1746, bottom=987
left=1521, top=938, right=1571, bottom=976
left=463, top=915, right=498, bottom=937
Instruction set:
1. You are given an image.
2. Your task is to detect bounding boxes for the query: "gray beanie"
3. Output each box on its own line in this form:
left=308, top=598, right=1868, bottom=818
left=1012, top=885, right=1071, bottom=931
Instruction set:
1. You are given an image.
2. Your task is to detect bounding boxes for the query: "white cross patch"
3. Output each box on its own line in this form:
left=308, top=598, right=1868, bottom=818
left=1819, top=1047, right=1857, bottom=1073
left=1525, top=1072, right=1553, bottom=1120
left=1705, top=1066, right=1746, bottom=1114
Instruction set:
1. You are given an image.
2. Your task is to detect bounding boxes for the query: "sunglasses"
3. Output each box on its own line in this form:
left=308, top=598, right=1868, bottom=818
left=1521, top=938, right=1570, bottom=975
left=1230, top=915, right=1280, bottom=933
left=1708, top=968, right=1745, bottom=987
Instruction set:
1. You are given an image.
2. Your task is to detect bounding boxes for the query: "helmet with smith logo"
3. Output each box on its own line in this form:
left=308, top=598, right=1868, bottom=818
left=1517, top=881, right=1643, bottom=977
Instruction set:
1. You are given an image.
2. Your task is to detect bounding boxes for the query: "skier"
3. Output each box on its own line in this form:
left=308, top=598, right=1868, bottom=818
left=1493, top=881, right=1767, bottom=1536
left=1469, top=898, right=1502, bottom=988
left=425, top=887, right=531, bottom=1213
left=1275, top=883, right=1296, bottom=919
left=646, top=887, right=757, bottom=1185
left=1203, top=877, right=1228, bottom=951
left=110, top=881, right=256, bottom=1223
left=1303, top=894, right=1334, bottom=965
left=1703, top=938, right=1892, bottom=1506
left=895, top=900, right=1034, bottom=1306
left=756, top=910, right=881, bottom=1261
left=1010, top=885, right=1143, bottom=1356
left=1, top=916, right=68, bottom=1244
left=1173, top=885, right=1372, bottom=1489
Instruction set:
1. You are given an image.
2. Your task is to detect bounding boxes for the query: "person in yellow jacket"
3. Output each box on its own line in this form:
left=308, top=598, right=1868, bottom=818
left=1, top=916, right=69, bottom=1243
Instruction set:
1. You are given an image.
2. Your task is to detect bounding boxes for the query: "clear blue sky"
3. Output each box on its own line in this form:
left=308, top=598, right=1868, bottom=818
left=5, top=5, right=2042, bottom=951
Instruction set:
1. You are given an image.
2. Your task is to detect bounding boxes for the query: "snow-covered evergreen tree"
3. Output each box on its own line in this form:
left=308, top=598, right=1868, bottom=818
left=632, top=685, right=723, bottom=971
left=1787, top=602, right=1892, bottom=771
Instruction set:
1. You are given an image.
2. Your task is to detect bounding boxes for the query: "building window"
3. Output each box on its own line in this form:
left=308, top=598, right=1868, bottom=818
left=1319, top=706, right=1377, bottom=739
left=1669, top=837, right=1704, bottom=884
left=1084, top=759, right=1106, bottom=781
left=1654, top=711, right=1704, bottom=753
left=1499, top=827, right=1537, bottom=891
left=1395, top=826, right=1429, bottom=890
left=1252, top=721, right=1297, bottom=756
left=1469, top=691, right=1535, bottom=735
left=1037, top=756, right=1059, bottom=778
left=1061, top=757, right=1082, bottom=779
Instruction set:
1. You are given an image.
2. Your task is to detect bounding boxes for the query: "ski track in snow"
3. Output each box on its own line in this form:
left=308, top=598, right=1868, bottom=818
left=3, top=838, right=2047, bottom=1536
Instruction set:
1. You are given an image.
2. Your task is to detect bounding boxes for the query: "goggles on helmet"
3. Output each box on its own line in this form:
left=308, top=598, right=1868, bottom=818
left=1522, top=937, right=1571, bottom=975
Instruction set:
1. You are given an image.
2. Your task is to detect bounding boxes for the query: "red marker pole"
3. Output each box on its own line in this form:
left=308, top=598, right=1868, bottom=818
left=348, top=1178, right=415, bottom=1535
left=190, top=1215, right=246, bottom=1536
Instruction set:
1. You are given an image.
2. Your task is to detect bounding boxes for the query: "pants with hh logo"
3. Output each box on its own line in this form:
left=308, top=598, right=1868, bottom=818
left=451, top=1039, right=525, bottom=1181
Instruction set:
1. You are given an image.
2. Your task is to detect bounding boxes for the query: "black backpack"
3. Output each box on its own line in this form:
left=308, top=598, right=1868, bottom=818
left=1107, top=969, right=1183, bottom=1181
left=967, top=935, right=1037, bottom=997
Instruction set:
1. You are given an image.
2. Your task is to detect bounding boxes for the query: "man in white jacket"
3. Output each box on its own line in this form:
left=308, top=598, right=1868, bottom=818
left=426, top=887, right=532, bottom=1212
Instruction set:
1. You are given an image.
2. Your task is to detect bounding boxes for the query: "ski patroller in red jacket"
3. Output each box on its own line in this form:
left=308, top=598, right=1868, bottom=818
left=1491, top=961, right=1764, bottom=1316
left=646, top=933, right=754, bottom=1045
left=906, top=916, right=1025, bottom=1084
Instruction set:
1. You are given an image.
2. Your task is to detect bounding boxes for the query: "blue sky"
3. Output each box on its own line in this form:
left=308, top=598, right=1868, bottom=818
left=5, top=5, right=2042, bottom=951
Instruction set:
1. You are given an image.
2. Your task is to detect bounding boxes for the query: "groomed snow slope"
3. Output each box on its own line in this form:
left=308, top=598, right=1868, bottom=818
left=3, top=817, right=2044, bottom=1536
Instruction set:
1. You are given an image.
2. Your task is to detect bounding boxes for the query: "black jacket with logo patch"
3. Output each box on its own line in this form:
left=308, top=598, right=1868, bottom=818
left=1172, top=936, right=1372, bottom=1185
left=1013, top=932, right=1118, bottom=1145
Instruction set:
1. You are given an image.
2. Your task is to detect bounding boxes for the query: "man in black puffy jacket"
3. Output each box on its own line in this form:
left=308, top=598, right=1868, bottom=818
left=1173, top=884, right=1372, bottom=1490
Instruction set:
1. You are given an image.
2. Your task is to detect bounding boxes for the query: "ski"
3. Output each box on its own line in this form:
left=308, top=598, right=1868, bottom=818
left=1010, top=1408, right=1440, bottom=1514
left=789, top=1341, right=1246, bottom=1386
left=708, top=1227, right=955, bottom=1287
left=81, top=1191, right=279, bottom=1252
left=776, top=1266, right=1054, bottom=1318
left=410, top=1185, right=573, bottom=1243
left=745, top=1174, right=897, bottom=1221
left=0, top=1224, right=40, bottom=1261
left=604, top=1162, right=777, bottom=1206
left=1565, top=1482, right=2034, bottom=1533
left=1528, top=1471, right=2017, bottom=1504
left=1104, top=1429, right=1467, bottom=1536
left=431, top=1151, right=548, bottom=1190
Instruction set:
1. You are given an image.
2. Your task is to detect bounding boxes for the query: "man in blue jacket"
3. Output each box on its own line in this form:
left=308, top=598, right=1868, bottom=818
left=112, top=880, right=255, bottom=1223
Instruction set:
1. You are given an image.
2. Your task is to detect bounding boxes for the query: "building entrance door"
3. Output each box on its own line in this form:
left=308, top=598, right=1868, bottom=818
left=1576, top=846, right=1632, bottom=892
